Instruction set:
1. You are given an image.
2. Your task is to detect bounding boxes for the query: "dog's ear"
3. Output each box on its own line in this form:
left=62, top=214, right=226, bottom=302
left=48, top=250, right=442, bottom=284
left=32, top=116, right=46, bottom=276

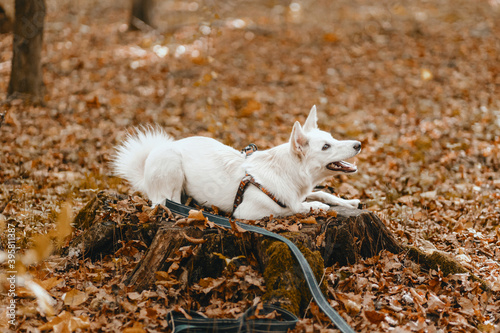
left=290, top=121, right=308, bottom=156
left=303, top=105, right=318, bottom=132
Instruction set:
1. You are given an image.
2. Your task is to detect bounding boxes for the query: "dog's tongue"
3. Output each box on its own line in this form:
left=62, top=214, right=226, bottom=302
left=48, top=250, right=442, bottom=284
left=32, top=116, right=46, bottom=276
left=327, top=160, right=357, bottom=173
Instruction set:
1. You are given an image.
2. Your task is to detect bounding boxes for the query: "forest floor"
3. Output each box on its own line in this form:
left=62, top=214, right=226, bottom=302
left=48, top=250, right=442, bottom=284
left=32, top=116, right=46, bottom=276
left=1, top=0, right=500, bottom=332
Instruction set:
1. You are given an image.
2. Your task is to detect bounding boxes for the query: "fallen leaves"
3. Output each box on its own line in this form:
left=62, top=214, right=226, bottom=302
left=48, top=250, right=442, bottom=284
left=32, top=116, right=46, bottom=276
left=328, top=251, right=498, bottom=332
left=364, top=310, right=385, bottom=325
left=181, top=232, right=207, bottom=244
left=0, top=0, right=500, bottom=332
left=63, top=289, right=88, bottom=307
left=174, top=210, right=210, bottom=229
left=229, top=218, right=247, bottom=235
left=122, top=322, right=147, bottom=333
left=299, top=216, right=317, bottom=225
left=38, top=311, right=90, bottom=333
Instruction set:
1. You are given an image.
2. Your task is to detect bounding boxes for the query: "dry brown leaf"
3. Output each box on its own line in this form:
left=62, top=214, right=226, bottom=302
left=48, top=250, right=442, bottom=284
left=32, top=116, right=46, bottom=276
left=181, top=232, right=207, bottom=244
left=364, top=310, right=386, bottom=324
left=136, top=211, right=150, bottom=223
left=167, top=261, right=180, bottom=274
left=123, top=322, right=147, bottom=333
left=427, top=293, right=446, bottom=312
left=155, top=271, right=179, bottom=287
left=86, top=96, right=101, bottom=108
left=229, top=218, right=247, bottom=235
left=172, top=305, right=193, bottom=320
left=336, top=293, right=362, bottom=316
left=300, top=216, right=317, bottom=224
left=397, top=195, right=414, bottom=205
left=187, top=210, right=206, bottom=221
left=132, top=196, right=149, bottom=206
left=327, top=210, right=337, bottom=217
left=63, top=289, right=88, bottom=307
left=155, top=271, right=170, bottom=280
left=39, top=277, right=64, bottom=291
left=127, top=291, right=141, bottom=301
left=323, top=32, right=339, bottom=43
left=38, top=311, right=89, bottom=332
left=239, top=99, right=262, bottom=117
left=316, top=231, right=326, bottom=247
left=338, top=183, right=360, bottom=196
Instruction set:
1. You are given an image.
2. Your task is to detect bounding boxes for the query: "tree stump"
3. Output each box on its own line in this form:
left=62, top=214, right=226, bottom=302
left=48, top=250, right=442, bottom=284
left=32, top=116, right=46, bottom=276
left=65, top=191, right=487, bottom=316
left=63, top=192, right=161, bottom=258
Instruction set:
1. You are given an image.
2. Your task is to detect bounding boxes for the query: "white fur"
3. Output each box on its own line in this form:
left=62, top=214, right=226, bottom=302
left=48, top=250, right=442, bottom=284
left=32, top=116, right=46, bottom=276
left=112, top=106, right=361, bottom=220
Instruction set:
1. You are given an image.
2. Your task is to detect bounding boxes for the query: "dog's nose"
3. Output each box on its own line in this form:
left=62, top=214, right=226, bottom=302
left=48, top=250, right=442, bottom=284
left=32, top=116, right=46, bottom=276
left=353, top=142, right=361, bottom=151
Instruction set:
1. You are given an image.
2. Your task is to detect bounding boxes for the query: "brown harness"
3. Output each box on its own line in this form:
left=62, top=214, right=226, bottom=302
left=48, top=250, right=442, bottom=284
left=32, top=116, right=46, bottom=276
left=233, top=144, right=287, bottom=212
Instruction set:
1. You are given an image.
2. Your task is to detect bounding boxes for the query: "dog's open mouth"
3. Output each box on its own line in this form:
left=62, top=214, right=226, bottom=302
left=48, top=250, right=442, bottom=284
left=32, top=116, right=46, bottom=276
left=326, top=161, right=357, bottom=173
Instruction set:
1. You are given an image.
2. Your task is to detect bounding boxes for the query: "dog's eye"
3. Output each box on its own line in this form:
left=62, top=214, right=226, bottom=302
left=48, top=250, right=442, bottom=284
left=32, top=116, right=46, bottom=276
left=322, top=144, right=331, bottom=151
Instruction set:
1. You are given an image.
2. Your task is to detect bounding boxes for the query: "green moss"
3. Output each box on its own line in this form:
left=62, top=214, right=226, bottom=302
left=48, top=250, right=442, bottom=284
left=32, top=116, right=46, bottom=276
left=262, top=237, right=326, bottom=316
left=427, top=250, right=468, bottom=276
left=73, top=194, right=98, bottom=230
left=406, top=246, right=490, bottom=291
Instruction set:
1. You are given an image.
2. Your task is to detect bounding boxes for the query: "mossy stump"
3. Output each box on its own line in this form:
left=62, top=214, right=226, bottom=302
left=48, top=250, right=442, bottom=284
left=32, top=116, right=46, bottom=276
left=62, top=192, right=162, bottom=258
left=260, top=239, right=326, bottom=315
left=65, top=191, right=488, bottom=318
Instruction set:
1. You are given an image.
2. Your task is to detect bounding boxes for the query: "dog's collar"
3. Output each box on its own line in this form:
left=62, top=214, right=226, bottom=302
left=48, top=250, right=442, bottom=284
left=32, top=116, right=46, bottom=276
left=233, top=173, right=287, bottom=212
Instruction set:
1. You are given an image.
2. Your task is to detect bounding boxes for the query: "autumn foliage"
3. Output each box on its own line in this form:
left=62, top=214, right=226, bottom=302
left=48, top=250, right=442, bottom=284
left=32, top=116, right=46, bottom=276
left=0, top=0, right=499, bottom=332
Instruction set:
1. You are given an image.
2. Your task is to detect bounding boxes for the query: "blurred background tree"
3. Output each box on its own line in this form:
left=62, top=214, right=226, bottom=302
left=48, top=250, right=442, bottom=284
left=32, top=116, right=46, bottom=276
left=129, top=0, right=154, bottom=31
left=0, top=4, right=12, bottom=33
left=8, top=0, right=46, bottom=104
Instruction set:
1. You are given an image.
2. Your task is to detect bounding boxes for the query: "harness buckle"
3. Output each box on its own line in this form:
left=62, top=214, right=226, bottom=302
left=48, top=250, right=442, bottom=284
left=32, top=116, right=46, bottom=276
left=241, top=143, right=258, bottom=157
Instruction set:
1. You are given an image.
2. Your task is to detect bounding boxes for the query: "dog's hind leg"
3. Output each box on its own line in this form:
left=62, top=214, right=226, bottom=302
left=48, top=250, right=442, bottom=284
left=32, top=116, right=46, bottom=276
left=143, top=147, right=184, bottom=206
left=306, top=191, right=360, bottom=209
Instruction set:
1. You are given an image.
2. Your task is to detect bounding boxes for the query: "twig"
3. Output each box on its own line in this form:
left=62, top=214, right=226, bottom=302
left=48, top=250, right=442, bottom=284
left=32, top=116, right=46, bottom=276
left=303, top=269, right=329, bottom=319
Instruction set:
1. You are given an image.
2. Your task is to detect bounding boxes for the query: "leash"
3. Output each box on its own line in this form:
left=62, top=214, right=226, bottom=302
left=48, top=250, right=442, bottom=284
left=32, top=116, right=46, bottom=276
left=167, top=304, right=297, bottom=333
left=164, top=199, right=356, bottom=333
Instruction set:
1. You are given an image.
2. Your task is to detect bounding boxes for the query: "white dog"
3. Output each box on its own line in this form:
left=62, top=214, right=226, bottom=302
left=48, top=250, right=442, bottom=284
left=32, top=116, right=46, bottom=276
left=112, top=106, right=361, bottom=220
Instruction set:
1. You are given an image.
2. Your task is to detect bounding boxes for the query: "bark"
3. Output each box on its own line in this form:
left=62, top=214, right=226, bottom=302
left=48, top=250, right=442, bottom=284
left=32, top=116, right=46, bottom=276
left=123, top=224, right=247, bottom=290
left=8, top=0, right=46, bottom=104
left=129, top=0, right=154, bottom=31
left=61, top=192, right=161, bottom=258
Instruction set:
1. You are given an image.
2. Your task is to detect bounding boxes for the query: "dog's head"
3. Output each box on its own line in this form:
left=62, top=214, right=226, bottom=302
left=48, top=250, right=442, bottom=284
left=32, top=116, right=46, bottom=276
left=290, top=106, right=361, bottom=179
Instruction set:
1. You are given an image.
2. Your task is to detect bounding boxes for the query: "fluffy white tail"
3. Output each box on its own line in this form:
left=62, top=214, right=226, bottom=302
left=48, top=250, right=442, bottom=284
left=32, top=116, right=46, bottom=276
left=112, top=127, right=173, bottom=193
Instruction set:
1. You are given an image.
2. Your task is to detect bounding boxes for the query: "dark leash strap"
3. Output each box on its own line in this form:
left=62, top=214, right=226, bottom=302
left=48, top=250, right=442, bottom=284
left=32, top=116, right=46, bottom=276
left=164, top=199, right=356, bottom=333
left=167, top=304, right=297, bottom=333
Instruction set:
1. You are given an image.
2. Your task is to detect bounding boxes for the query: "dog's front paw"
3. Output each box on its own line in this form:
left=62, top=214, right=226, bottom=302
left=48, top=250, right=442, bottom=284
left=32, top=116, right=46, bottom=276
left=344, top=199, right=361, bottom=209
left=304, top=201, right=330, bottom=212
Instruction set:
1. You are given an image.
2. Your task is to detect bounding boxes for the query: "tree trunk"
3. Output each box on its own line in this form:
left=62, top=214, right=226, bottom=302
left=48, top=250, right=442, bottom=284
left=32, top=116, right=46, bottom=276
left=129, top=0, right=153, bottom=31
left=8, top=0, right=46, bottom=104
